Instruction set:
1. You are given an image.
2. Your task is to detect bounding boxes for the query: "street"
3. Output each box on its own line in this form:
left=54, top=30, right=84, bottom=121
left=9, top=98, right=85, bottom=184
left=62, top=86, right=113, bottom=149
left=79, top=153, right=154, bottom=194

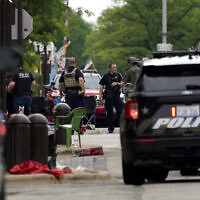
left=6, top=128, right=200, bottom=200
left=1, top=0, right=200, bottom=199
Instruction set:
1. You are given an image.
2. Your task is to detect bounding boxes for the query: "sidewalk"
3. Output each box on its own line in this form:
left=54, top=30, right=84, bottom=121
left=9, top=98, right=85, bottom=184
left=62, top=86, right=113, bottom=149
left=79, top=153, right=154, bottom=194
left=5, top=144, right=111, bottom=184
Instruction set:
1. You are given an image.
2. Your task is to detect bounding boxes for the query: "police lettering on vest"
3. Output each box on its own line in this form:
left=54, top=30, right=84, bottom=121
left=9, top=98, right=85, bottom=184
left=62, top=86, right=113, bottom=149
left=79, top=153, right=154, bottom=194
left=12, top=69, right=34, bottom=97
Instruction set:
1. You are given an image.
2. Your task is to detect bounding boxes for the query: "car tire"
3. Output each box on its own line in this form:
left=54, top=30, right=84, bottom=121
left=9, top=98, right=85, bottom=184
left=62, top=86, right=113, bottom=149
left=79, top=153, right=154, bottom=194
left=180, top=168, right=198, bottom=176
left=146, top=167, right=168, bottom=182
left=122, top=158, right=145, bottom=185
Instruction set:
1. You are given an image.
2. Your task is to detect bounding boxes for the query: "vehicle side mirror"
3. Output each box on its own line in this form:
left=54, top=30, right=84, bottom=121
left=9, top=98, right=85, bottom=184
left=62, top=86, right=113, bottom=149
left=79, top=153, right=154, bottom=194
left=44, top=85, right=51, bottom=90
left=122, top=83, right=134, bottom=94
left=51, top=81, right=56, bottom=89
left=51, top=81, right=55, bottom=87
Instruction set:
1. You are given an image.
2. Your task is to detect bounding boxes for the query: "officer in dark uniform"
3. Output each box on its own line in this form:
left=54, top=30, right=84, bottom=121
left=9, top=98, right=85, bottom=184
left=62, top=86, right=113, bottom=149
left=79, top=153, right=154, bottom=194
left=59, top=57, right=85, bottom=110
left=8, top=65, right=36, bottom=115
left=99, top=63, right=124, bottom=133
left=5, top=71, right=15, bottom=115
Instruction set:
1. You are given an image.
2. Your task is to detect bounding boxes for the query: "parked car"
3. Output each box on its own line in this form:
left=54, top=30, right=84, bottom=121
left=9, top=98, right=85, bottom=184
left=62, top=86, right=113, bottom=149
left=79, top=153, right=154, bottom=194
left=120, top=50, right=200, bottom=185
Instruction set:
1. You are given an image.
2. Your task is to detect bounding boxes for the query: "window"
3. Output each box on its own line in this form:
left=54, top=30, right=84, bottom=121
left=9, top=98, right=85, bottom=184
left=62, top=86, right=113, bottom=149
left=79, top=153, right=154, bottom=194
left=137, top=65, right=200, bottom=92
left=84, top=75, right=100, bottom=89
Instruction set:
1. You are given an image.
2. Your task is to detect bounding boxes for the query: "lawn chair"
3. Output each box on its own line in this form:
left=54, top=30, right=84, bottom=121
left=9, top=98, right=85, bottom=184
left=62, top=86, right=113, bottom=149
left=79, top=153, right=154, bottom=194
left=55, top=107, right=87, bottom=148
left=83, top=96, right=96, bottom=130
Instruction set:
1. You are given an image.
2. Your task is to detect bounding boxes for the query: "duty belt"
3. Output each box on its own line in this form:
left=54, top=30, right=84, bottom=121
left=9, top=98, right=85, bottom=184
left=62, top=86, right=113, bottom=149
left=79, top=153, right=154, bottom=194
left=66, top=89, right=79, bottom=93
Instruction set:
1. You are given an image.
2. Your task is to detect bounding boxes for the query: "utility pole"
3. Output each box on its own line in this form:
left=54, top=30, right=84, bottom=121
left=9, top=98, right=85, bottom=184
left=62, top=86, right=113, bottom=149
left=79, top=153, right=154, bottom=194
left=18, top=0, right=23, bottom=47
left=162, top=0, right=167, bottom=44
left=43, top=45, right=48, bottom=85
left=157, top=0, right=172, bottom=51
left=0, top=0, right=15, bottom=112
left=0, top=0, right=7, bottom=112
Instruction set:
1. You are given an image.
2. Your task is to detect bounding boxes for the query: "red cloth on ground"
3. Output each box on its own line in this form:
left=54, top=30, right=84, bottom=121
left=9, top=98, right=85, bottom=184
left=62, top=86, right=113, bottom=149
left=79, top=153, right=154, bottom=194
left=9, top=161, right=73, bottom=179
left=80, top=149, right=104, bottom=156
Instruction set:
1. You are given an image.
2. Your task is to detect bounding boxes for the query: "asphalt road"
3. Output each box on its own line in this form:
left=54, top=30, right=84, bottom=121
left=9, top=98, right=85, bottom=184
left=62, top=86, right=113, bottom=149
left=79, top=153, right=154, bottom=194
left=5, top=129, right=200, bottom=200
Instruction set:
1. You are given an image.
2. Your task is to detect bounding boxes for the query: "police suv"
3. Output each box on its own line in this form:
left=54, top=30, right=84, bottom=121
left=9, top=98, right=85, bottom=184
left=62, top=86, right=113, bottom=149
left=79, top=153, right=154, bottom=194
left=120, top=51, right=200, bottom=185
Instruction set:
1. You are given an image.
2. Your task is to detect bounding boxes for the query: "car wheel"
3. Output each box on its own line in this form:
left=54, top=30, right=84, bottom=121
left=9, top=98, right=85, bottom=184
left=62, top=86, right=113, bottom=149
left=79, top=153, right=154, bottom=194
left=146, top=167, right=168, bottom=182
left=122, top=158, right=145, bottom=185
left=180, top=168, right=198, bottom=176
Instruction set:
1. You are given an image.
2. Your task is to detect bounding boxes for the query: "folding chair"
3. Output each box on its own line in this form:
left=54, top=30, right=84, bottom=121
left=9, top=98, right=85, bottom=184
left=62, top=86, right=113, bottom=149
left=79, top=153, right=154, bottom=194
left=55, top=107, right=87, bottom=148
left=83, top=96, right=96, bottom=130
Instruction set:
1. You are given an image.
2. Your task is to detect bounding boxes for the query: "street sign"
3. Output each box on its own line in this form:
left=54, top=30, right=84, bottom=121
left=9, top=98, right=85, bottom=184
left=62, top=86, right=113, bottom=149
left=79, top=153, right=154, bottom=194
left=11, top=9, right=33, bottom=40
left=157, top=43, right=173, bottom=52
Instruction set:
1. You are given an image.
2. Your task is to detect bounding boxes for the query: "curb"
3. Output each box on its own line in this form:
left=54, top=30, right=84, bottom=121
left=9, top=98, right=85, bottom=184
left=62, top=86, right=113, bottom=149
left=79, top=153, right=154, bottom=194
left=57, top=145, right=104, bottom=156
left=48, top=129, right=101, bottom=136
left=5, top=171, right=111, bottom=184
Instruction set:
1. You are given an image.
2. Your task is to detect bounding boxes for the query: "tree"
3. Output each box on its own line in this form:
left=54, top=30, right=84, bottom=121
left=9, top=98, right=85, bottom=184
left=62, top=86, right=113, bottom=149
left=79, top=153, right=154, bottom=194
left=84, top=0, right=200, bottom=73
left=22, top=0, right=67, bottom=45
left=12, top=0, right=67, bottom=72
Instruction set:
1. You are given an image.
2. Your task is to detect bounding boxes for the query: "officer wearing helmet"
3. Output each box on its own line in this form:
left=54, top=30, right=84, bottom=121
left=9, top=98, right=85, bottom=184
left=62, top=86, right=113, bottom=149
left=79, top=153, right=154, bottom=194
left=122, top=57, right=141, bottom=95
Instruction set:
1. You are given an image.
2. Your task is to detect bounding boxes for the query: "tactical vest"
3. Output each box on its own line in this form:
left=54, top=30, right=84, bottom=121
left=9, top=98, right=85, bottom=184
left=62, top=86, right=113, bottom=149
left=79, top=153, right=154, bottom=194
left=64, top=68, right=80, bottom=88
left=125, top=66, right=141, bottom=86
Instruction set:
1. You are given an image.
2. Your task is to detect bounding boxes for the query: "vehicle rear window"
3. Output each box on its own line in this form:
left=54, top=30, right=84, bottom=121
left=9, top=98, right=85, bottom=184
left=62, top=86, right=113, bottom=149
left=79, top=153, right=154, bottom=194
left=137, top=65, right=200, bottom=92
left=84, top=75, right=100, bottom=89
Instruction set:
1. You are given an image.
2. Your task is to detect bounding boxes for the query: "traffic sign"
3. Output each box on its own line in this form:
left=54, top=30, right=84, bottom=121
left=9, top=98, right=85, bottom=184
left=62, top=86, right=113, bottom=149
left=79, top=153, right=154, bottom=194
left=157, top=43, right=173, bottom=52
left=11, top=9, right=33, bottom=40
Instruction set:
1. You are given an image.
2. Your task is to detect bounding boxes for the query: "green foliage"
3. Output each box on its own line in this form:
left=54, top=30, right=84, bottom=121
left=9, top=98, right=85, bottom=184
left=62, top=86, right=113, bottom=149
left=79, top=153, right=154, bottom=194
left=84, top=0, right=200, bottom=73
left=13, top=0, right=67, bottom=73
left=22, top=0, right=67, bottom=45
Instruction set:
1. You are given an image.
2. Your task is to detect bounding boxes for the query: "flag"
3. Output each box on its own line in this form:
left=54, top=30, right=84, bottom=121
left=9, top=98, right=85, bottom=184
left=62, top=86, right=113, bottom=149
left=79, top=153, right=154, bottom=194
left=34, top=66, right=39, bottom=73
left=84, top=60, right=93, bottom=70
left=57, top=41, right=71, bottom=57
left=55, top=41, right=71, bottom=68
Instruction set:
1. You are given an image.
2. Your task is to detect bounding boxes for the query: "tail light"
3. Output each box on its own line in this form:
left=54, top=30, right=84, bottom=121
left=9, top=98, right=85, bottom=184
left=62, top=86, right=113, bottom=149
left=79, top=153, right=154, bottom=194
left=0, top=125, right=7, bottom=136
left=171, top=106, right=176, bottom=118
left=125, top=99, right=139, bottom=119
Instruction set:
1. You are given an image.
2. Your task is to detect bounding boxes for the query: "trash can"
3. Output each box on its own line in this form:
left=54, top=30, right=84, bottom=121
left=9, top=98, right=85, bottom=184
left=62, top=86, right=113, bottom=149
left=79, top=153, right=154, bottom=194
left=54, top=103, right=71, bottom=144
left=6, top=114, right=31, bottom=171
left=29, top=114, right=48, bottom=165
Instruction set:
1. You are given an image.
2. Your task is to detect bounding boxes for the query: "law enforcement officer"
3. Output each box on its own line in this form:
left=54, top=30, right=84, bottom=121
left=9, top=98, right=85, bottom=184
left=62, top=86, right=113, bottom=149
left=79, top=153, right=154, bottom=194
left=59, top=57, right=85, bottom=110
left=8, top=65, right=36, bottom=115
left=5, top=71, right=15, bottom=115
left=122, top=57, right=141, bottom=94
left=99, top=63, right=124, bottom=133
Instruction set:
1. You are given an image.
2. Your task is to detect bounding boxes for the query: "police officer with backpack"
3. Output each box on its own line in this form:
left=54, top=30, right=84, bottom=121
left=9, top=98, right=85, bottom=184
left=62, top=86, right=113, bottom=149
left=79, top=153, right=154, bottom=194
left=59, top=57, right=85, bottom=110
